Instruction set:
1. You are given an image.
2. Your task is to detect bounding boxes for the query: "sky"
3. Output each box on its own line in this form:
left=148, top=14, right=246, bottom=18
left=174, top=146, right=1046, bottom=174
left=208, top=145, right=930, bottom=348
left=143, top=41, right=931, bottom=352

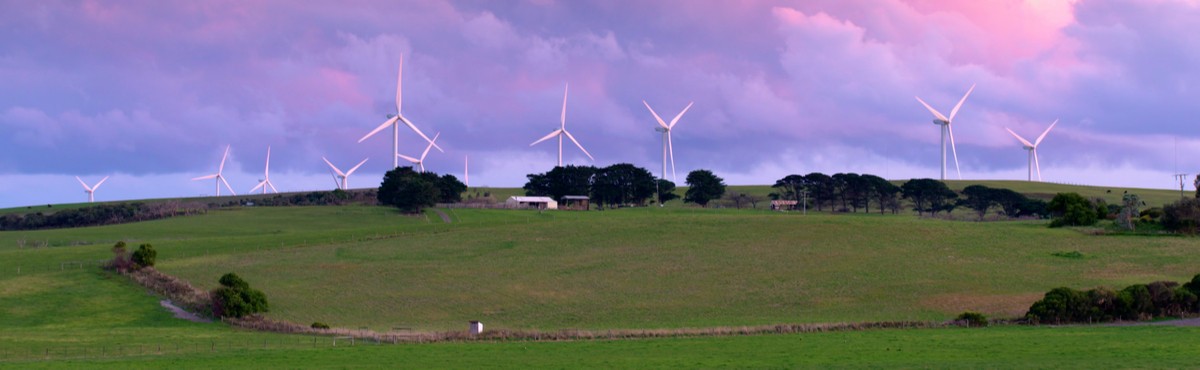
left=3, top=0, right=1200, bottom=207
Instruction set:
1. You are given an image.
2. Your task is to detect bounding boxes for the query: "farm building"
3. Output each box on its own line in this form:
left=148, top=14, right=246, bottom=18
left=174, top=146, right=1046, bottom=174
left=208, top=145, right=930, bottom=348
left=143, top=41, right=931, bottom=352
left=560, top=195, right=590, bottom=210
left=771, top=200, right=798, bottom=211
left=505, top=196, right=558, bottom=210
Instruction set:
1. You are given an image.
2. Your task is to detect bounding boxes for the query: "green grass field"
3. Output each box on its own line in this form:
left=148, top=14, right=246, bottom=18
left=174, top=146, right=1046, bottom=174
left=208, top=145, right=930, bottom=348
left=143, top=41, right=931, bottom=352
left=3, top=181, right=1200, bottom=367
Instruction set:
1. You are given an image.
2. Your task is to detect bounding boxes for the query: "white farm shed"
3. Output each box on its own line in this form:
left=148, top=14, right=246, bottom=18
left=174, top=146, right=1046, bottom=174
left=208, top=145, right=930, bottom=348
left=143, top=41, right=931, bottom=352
left=505, top=196, right=558, bottom=210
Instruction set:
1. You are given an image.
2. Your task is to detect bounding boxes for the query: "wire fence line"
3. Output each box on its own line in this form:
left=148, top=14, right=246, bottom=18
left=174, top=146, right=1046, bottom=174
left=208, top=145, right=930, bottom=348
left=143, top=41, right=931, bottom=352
left=0, top=334, right=391, bottom=362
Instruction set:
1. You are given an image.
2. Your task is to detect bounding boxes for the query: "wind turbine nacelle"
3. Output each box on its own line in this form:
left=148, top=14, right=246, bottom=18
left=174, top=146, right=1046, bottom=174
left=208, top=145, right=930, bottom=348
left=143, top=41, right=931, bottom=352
left=932, top=119, right=948, bottom=125
left=654, top=127, right=668, bottom=133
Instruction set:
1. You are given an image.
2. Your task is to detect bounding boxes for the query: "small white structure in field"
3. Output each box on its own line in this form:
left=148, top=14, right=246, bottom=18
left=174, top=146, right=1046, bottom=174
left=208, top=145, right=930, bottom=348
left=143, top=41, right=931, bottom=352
left=469, top=321, right=483, bottom=335
left=505, top=196, right=558, bottom=210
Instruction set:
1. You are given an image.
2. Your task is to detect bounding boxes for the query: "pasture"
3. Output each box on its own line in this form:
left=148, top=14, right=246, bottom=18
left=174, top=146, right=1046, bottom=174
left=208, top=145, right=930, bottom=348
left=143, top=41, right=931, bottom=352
left=2, top=183, right=1199, bottom=367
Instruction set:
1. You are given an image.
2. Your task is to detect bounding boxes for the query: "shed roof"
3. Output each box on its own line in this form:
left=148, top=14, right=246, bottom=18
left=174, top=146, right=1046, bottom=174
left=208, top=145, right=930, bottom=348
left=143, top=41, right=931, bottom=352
left=508, top=196, right=555, bottom=202
left=562, top=195, right=590, bottom=200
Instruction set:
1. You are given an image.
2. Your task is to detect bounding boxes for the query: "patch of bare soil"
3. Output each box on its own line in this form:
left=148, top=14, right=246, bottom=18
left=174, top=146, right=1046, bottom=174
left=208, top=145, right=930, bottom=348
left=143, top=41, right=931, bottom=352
left=160, top=299, right=211, bottom=323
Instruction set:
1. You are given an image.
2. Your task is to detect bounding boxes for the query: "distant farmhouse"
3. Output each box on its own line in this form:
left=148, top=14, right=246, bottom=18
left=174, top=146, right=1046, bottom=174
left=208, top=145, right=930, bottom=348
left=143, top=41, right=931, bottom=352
left=505, top=196, right=558, bottom=210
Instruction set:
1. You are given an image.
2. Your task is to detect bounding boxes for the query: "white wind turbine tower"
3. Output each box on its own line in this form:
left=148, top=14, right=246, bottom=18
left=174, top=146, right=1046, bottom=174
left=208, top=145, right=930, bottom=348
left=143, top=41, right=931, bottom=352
left=643, top=100, right=693, bottom=182
left=1005, top=119, right=1058, bottom=182
left=464, top=155, right=469, bottom=187
left=530, top=83, right=593, bottom=167
left=75, top=176, right=109, bottom=203
left=359, top=54, right=442, bottom=168
left=191, top=145, right=237, bottom=196
left=915, top=84, right=975, bottom=180
left=322, top=157, right=369, bottom=190
left=249, top=146, right=279, bottom=194
left=397, top=132, right=440, bottom=172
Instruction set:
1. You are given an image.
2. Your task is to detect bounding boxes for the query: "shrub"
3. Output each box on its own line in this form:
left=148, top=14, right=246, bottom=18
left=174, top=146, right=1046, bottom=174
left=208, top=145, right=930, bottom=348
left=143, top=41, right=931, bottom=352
left=105, top=241, right=135, bottom=271
left=1115, top=284, right=1153, bottom=320
left=1183, top=274, right=1200, bottom=296
left=1051, top=251, right=1084, bottom=259
left=1163, top=198, right=1200, bottom=234
left=956, top=311, right=988, bottom=327
left=1026, top=287, right=1089, bottom=324
left=1047, top=193, right=1097, bottom=227
left=311, top=322, right=330, bottom=329
left=130, top=243, right=157, bottom=268
left=211, top=273, right=269, bottom=318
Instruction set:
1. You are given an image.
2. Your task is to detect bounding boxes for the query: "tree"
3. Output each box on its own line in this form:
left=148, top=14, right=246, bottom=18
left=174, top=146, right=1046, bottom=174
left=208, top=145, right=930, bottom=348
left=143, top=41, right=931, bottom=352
left=523, top=165, right=595, bottom=201
left=684, top=169, right=726, bottom=207
left=1047, top=192, right=1098, bottom=227
left=377, top=167, right=438, bottom=213
left=772, top=174, right=807, bottom=202
left=862, top=175, right=899, bottom=215
left=803, top=173, right=833, bottom=211
left=960, top=185, right=996, bottom=220
left=656, top=179, right=680, bottom=204
left=211, top=273, right=269, bottom=318
left=900, top=179, right=958, bottom=216
left=434, top=174, right=466, bottom=203
left=591, top=163, right=656, bottom=208
left=131, top=243, right=157, bottom=268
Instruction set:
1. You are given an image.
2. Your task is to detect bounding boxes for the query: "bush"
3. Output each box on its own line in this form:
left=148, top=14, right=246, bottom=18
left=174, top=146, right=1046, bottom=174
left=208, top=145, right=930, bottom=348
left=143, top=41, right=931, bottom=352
left=211, top=273, right=269, bottom=318
left=1047, top=193, right=1097, bottom=227
left=956, top=311, right=988, bottom=327
left=311, top=322, right=330, bottom=329
left=1163, top=198, right=1200, bottom=234
left=1026, top=287, right=1090, bottom=324
left=105, top=241, right=135, bottom=271
left=131, top=243, right=156, bottom=268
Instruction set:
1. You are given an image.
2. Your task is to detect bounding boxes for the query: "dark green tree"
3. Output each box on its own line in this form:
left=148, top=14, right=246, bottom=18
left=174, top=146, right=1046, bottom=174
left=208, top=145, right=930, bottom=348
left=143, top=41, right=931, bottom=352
left=131, top=243, right=156, bottom=268
left=803, top=172, right=834, bottom=211
left=591, top=163, right=656, bottom=208
left=1047, top=192, right=1097, bottom=227
left=900, top=179, right=958, bottom=216
left=435, top=174, right=467, bottom=203
left=523, top=165, right=596, bottom=201
left=656, top=179, right=680, bottom=204
left=211, top=272, right=269, bottom=318
left=377, top=167, right=438, bottom=213
left=772, top=174, right=807, bottom=202
left=960, top=185, right=997, bottom=220
left=684, top=169, right=726, bottom=207
left=862, top=175, right=899, bottom=215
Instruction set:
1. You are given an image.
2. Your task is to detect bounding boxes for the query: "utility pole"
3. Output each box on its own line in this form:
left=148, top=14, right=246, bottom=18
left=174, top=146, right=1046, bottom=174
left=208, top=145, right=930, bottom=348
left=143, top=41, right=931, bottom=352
left=800, top=189, right=809, bottom=215
left=1175, top=173, right=1189, bottom=199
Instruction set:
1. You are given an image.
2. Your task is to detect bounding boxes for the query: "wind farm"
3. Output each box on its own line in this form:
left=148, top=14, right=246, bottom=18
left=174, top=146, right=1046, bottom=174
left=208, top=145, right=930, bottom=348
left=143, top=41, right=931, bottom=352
left=7, top=2, right=1200, bottom=369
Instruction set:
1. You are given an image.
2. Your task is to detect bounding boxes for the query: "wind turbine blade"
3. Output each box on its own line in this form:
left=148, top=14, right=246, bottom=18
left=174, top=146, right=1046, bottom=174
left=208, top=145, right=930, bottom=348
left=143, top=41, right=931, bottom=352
left=267, top=180, right=278, bottom=193
left=643, top=101, right=669, bottom=129
left=667, top=132, right=677, bottom=182
left=92, top=176, right=109, bottom=190
left=76, top=176, right=91, bottom=191
left=397, top=153, right=420, bottom=163
left=220, top=176, right=237, bottom=196
left=563, top=129, right=594, bottom=161
left=192, top=174, right=217, bottom=181
left=396, top=115, right=443, bottom=152
left=560, top=83, right=568, bottom=129
left=421, top=132, right=440, bottom=160
left=359, top=116, right=399, bottom=143
left=948, top=123, right=961, bottom=179
left=1035, top=119, right=1059, bottom=146
left=668, top=102, right=693, bottom=129
left=530, top=129, right=563, bottom=146
left=249, top=181, right=266, bottom=193
left=264, top=146, right=271, bottom=176
left=346, top=158, right=369, bottom=176
left=322, top=157, right=346, bottom=177
left=914, top=96, right=949, bottom=121
left=1005, top=128, right=1035, bottom=148
left=1034, top=149, right=1043, bottom=181
left=395, top=54, right=404, bottom=114
left=948, top=84, right=975, bottom=121
left=218, top=145, right=231, bottom=174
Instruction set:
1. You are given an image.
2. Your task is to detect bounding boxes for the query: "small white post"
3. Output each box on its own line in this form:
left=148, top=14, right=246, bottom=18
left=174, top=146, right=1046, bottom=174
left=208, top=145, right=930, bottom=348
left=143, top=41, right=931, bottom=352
left=469, top=321, right=483, bottom=335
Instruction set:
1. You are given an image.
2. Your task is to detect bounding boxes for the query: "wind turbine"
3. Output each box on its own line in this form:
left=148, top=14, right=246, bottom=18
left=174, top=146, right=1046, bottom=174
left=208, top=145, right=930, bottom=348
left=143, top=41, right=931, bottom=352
left=397, top=132, right=440, bottom=172
left=191, top=145, right=237, bottom=196
left=322, top=157, right=368, bottom=190
left=643, top=100, right=693, bottom=182
left=530, top=83, right=593, bottom=167
left=1005, top=119, right=1058, bottom=182
left=358, top=54, right=442, bottom=168
left=915, top=84, right=975, bottom=180
left=464, top=155, right=469, bottom=187
left=75, top=176, right=109, bottom=203
left=249, top=146, right=279, bottom=194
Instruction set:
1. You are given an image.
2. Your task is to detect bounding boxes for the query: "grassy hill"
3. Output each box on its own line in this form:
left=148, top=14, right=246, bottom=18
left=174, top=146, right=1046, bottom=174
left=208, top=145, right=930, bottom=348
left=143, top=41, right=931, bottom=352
left=3, top=180, right=1200, bottom=367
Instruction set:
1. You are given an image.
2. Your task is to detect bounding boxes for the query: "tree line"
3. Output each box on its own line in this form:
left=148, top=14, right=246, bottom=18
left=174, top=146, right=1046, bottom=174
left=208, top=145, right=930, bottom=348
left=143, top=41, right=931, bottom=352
left=771, top=173, right=1050, bottom=218
left=522, top=164, right=732, bottom=209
